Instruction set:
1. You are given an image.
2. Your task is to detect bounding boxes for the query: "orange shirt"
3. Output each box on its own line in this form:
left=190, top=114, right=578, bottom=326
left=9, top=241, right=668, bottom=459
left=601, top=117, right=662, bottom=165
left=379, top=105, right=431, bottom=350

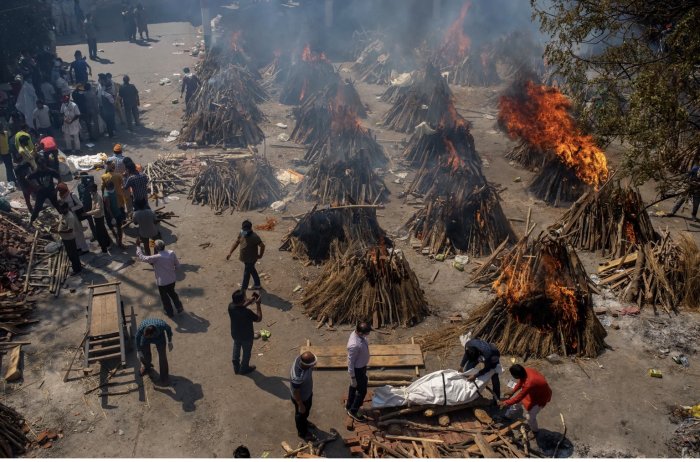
left=503, top=367, right=552, bottom=410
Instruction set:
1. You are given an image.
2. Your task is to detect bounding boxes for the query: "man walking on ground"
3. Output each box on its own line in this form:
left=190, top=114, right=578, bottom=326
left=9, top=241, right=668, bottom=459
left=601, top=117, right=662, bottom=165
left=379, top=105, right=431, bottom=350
left=135, top=318, right=173, bottom=385
left=180, top=68, right=200, bottom=107
left=228, top=290, right=262, bottom=375
left=226, top=220, right=265, bottom=292
left=60, top=94, right=81, bottom=154
left=499, top=364, right=552, bottom=437
left=83, top=13, right=98, bottom=60
left=102, top=180, right=125, bottom=248
left=290, top=351, right=318, bottom=442
left=53, top=203, right=83, bottom=275
left=98, top=74, right=116, bottom=138
left=118, top=75, right=140, bottom=131
left=124, top=161, right=149, bottom=207
left=134, top=3, right=149, bottom=41
left=57, top=182, right=89, bottom=254
left=69, top=50, right=91, bottom=85
left=346, top=321, right=371, bottom=422
left=133, top=198, right=158, bottom=254
left=83, top=83, right=100, bottom=141
left=460, top=338, right=502, bottom=403
left=28, top=158, right=60, bottom=223
left=136, top=238, right=184, bottom=317
left=83, top=183, right=111, bottom=252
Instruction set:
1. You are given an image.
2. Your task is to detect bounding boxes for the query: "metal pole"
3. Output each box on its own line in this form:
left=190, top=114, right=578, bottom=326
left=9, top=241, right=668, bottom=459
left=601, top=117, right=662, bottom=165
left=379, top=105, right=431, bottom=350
left=201, top=0, right=212, bottom=48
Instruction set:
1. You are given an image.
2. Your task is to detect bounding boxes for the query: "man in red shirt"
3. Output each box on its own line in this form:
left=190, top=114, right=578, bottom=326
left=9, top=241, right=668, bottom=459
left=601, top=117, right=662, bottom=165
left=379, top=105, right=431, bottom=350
left=500, top=364, right=552, bottom=434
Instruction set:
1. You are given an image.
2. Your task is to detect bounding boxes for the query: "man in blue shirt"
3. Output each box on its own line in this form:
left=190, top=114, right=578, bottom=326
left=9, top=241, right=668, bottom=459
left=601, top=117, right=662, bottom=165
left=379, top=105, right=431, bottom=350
left=135, top=318, right=173, bottom=384
left=69, top=50, right=91, bottom=85
left=460, top=338, right=502, bottom=403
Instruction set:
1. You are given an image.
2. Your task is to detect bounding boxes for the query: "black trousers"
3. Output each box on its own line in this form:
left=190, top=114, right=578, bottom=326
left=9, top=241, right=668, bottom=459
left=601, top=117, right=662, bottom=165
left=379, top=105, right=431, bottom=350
left=347, top=366, right=368, bottom=413
left=124, top=104, right=139, bottom=128
left=62, top=238, right=82, bottom=273
left=31, top=188, right=60, bottom=221
left=138, top=342, right=169, bottom=381
left=463, top=358, right=501, bottom=400
left=672, top=191, right=700, bottom=218
left=292, top=395, right=313, bottom=437
left=87, top=37, right=97, bottom=58
left=93, top=216, right=112, bottom=251
left=157, top=282, right=183, bottom=316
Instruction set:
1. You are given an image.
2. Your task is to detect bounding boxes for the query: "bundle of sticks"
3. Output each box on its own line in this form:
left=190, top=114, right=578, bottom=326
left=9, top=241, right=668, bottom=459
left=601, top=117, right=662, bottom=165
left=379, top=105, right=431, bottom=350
left=259, top=52, right=291, bottom=85
left=196, top=43, right=252, bottom=83
left=290, top=79, right=367, bottom=144
left=424, top=233, right=607, bottom=358
left=505, top=141, right=547, bottom=171
left=280, top=205, right=391, bottom=262
left=382, top=63, right=456, bottom=133
left=299, top=149, right=388, bottom=205
left=597, top=232, right=700, bottom=313
left=180, top=64, right=267, bottom=147
left=0, top=403, right=30, bottom=457
left=188, top=157, right=283, bottom=213
left=439, top=43, right=501, bottom=87
left=351, top=39, right=394, bottom=85
left=552, top=180, right=658, bottom=257
left=302, top=244, right=429, bottom=328
left=529, top=157, right=588, bottom=207
left=144, top=157, right=191, bottom=206
left=303, top=114, right=387, bottom=167
left=279, top=47, right=338, bottom=106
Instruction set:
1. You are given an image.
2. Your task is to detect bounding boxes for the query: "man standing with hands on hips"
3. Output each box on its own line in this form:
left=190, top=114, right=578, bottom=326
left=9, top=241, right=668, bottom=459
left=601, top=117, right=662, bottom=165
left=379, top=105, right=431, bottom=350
left=346, top=321, right=371, bottom=422
left=226, top=220, right=265, bottom=293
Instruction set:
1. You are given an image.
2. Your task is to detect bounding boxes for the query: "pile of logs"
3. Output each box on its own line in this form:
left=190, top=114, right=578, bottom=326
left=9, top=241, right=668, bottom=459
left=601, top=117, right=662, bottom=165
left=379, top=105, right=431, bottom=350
left=346, top=402, right=541, bottom=458
left=299, top=149, right=388, bottom=205
left=180, top=64, right=267, bottom=147
left=188, top=156, right=283, bottom=213
left=196, top=43, right=252, bottom=83
left=0, top=403, right=30, bottom=457
left=260, top=52, right=291, bottom=86
left=552, top=180, right=658, bottom=257
left=439, top=43, right=501, bottom=87
left=425, top=233, right=606, bottom=358
left=597, top=231, right=700, bottom=313
left=144, top=157, right=191, bottom=206
left=290, top=79, right=367, bottom=145
left=301, top=245, right=429, bottom=328
left=505, top=141, right=547, bottom=171
left=529, top=158, right=588, bottom=207
left=280, top=205, right=391, bottom=262
left=382, top=63, right=456, bottom=133
left=279, top=46, right=338, bottom=106
left=351, top=39, right=393, bottom=85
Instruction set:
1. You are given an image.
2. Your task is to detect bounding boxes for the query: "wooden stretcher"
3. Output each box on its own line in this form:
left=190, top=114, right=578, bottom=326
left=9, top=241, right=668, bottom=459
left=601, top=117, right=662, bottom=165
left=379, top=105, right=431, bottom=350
left=83, top=282, right=130, bottom=372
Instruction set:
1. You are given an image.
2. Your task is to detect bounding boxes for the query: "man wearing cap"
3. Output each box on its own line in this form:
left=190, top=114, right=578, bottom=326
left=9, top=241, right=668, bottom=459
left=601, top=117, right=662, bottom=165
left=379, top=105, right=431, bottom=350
left=227, top=289, right=262, bottom=375
left=107, top=144, right=126, bottom=175
left=38, top=135, right=60, bottom=171
left=346, top=321, right=371, bottom=422
left=226, top=220, right=265, bottom=292
left=60, top=94, right=81, bottom=154
left=136, top=238, right=184, bottom=317
left=290, top=351, right=317, bottom=441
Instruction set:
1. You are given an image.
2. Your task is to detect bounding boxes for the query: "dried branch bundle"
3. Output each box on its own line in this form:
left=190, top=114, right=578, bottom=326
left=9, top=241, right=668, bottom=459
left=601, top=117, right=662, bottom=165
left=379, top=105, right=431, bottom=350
left=0, top=402, right=29, bottom=457
left=439, top=44, right=501, bottom=87
left=529, top=157, right=587, bottom=206
left=279, top=52, right=337, bottom=106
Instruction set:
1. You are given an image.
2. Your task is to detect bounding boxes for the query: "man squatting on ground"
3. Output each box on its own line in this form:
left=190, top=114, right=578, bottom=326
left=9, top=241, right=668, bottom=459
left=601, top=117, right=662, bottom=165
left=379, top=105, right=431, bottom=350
left=460, top=338, right=501, bottom=403
left=135, top=318, right=173, bottom=385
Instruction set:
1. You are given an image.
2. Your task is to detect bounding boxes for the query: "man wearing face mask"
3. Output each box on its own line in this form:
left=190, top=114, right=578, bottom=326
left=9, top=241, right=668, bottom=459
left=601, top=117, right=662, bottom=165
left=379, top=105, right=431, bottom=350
left=226, top=219, right=266, bottom=293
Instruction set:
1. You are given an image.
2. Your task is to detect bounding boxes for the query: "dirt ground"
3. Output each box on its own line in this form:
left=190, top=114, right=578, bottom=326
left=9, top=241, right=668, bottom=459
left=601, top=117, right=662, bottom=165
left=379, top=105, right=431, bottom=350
left=3, top=19, right=700, bottom=458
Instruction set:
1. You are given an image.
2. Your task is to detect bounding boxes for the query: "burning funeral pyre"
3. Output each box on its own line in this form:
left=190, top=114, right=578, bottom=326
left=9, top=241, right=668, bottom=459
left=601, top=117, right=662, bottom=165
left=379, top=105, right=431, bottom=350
left=260, top=50, right=292, bottom=86
left=188, top=155, right=283, bottom=213
left=302, top=243, right=429, bottom=328
left=299, top=104, right=388, bottom=205
left=180, top=60, right=268, bottom=147
left=552, top=179, right=658, bottom=257
left=434, top=2, right=500, bottom=87
left=499, top=79, right=609, bottom=206
left=279, top=45, right=338, bottom=106
left=422, top=234, right=607, bottom=358
left=382, top=63, right=455, bottom=133
left=280, top=205, right=391, bottom=262
left=402, top=109, right=516, bottom=257
left=290, top=79, right=367, bottom=145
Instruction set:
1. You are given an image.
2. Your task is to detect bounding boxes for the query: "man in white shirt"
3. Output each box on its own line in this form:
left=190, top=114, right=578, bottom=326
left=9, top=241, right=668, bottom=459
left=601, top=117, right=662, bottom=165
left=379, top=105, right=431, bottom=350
left=60, top=94, right=81, bottom=154
left=33, top=100, right=52, bottom=136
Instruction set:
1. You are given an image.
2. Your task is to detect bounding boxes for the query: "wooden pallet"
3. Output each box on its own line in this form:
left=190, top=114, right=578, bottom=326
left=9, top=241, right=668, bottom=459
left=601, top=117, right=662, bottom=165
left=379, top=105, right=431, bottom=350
left=84, top=282, right=129, bottom=370
left=300, top=340, right=424, bottom=369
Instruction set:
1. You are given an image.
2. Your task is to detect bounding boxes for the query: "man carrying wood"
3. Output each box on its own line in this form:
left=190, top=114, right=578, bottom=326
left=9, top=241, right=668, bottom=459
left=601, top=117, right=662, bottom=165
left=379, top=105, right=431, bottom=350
left=135, top=318, right=173, bottom=385
left=226, top=220, right=265, bottom=293
left=228, top=289, right=262, bottom=375
left=499, top=364, right=552, bottom=436
left=460, top=338, right=502, bottom=403
left=290, top=351, right=317, bottom=441
left=346, top=321, right=371, bottom=422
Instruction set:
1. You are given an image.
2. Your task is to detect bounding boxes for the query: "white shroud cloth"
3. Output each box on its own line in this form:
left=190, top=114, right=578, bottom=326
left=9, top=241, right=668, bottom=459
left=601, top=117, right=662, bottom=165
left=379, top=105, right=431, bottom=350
left=371, top=366, right=502, bottom=409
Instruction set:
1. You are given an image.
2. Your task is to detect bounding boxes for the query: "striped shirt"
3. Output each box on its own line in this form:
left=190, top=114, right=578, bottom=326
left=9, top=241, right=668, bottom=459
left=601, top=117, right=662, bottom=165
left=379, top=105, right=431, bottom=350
left=135, top=318, right=173, bottom=349
left=123, top=172, right=149, bottom=202
left=290, top=356, right=314, bottom=400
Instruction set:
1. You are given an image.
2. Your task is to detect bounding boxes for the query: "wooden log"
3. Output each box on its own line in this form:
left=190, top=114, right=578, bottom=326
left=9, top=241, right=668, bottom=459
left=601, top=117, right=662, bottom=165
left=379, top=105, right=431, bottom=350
left=385, top=435, right=444, bottom=444
left=368, top=372, right=415, bottom=381
left=474, top=433, right=499, bottom=458
left=367, top=380, right=412, bottom=387
left=378, top=404, right=433, bottom=422
left=3, top=345, right=22, bottom=381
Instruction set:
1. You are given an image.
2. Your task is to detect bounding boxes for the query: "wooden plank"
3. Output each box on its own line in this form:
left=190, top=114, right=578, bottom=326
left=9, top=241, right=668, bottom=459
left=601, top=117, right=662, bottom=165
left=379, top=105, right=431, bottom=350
left=300, top=344, right=421, bottom=356
left=87, top=352, right=122, bottom=364
left=89, top=293, right=119, bottom=337
left=3, top=345, right=22, bottom=381
left=301, top=343, right=425, bottom=368
left=597, top=252, right=638, bottom=273
left=310, top=354, right=424, bottom=368
left=600, top=267, right=634, bottom=285
left=474, top=433, right=499, bottom=458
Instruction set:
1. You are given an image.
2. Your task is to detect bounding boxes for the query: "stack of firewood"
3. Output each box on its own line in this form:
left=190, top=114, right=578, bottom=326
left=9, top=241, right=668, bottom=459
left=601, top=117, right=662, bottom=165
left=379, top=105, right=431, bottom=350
left=290, top=79, right=367, bottom=145
left=302, top=244, right=429, bottom=328
left=351, top=38, right=395, bottom=85
left=505, top=141, right=547, bottom=171
left=552, top=180, right=658, bottom=257
left=180, top=64, right=267, bottom=147
left=438, top=43, right=501, bottom=87
left=188, top=156, right=283, bottom=213
left=279, top=46, right=338, bottom=106
left=144, top=157, right=191, bottom=206
left=280, top=205, right=391, bottom=262
left=382, top=63, right=456, bottom=133
left=0, top=403, right=30, bottom=457
left=259, top=51, right=291, bottom=85
left=529, top=158, right=588, bottom=207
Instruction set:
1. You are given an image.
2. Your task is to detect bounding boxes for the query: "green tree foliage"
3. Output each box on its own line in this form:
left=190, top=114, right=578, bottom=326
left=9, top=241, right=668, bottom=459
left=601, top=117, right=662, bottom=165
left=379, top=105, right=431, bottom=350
left=532, top=0, right=700, bottom=191
left=0, top=0, right=53, bottom=81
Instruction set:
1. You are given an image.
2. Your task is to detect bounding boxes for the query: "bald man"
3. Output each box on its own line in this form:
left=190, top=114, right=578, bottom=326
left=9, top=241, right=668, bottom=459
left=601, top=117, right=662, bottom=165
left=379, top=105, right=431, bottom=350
left=290, top=352, right=317, bottom=441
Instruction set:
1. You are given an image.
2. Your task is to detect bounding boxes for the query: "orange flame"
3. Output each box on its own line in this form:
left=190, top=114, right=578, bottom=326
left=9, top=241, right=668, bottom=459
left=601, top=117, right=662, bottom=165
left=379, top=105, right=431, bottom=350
left=440, top=1, right=471, bottom=64
left=331, top=106, right=363, bottom=134
left=498, top=81, right=608, bottom=186
left=302, top=44, right=327, bottom=63
left=443, top=138, right=465, bottom=171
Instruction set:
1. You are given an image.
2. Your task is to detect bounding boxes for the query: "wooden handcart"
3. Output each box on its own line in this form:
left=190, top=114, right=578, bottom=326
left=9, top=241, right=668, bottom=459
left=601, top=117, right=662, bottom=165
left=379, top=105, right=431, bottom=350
left=83, top=282, right=130, bottom=372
